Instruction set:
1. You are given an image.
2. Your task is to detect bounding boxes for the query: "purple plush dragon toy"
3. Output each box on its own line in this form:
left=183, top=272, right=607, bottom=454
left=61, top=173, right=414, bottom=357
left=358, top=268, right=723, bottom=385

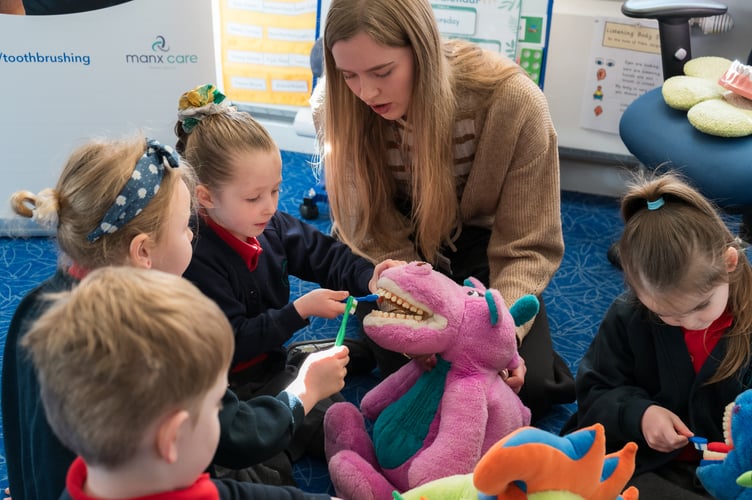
left=324, top=261, right=536, bottom=500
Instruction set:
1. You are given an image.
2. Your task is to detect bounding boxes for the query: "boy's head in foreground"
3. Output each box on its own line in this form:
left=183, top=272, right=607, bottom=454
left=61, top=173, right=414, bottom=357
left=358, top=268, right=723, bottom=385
left=22, top=266, right=234, bottom=491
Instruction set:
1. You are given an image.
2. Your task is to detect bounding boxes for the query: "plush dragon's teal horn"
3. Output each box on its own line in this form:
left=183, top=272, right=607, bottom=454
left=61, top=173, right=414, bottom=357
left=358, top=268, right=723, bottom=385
left=484, top=290, right=498, bottom=325
left=465, top=280, right=539, bottom=327
left=509, top=295, right=540, bottom=327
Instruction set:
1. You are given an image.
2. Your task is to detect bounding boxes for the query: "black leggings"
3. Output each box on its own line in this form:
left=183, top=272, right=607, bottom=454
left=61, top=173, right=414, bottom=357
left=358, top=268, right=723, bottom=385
left=360, top=225, right=575, bottom=422
left=627, top=462, right=712, bottom=499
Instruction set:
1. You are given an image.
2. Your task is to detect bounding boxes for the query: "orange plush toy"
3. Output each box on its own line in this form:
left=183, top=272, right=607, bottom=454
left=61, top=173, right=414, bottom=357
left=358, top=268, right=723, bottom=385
left=397, top=423, right=638, bottom=500
left=474, top=424, right=638, bottom=500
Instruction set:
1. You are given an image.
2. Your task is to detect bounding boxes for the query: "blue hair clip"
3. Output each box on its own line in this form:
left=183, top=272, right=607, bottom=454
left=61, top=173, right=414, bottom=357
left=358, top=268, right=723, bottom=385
left=647, top=197, right=665, bottom=211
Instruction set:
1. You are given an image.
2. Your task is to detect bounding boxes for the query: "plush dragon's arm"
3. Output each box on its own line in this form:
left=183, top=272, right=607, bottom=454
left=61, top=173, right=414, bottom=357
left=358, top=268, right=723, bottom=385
left=407, top=378, right=488, bottom=486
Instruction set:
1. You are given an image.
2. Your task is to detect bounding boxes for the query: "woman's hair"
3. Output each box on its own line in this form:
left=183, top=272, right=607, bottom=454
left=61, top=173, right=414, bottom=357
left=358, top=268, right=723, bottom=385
left=618, top=171, right=752, bottom=384
left=175, top=97, right=277, bottom=189
left=317, top=0, right=521, bottom=262
left=10, top=135, right=194, bottom=270
left=21, top=266, right=234, bottom=467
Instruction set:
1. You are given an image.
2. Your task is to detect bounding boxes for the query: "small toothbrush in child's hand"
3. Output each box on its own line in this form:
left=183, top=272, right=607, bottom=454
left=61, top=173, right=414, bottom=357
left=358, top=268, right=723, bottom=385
left=335, top=296, right=357, bottom=347
left=335, top=294, right=379, bottom=346
left=689, top=436, right=708, bottom=451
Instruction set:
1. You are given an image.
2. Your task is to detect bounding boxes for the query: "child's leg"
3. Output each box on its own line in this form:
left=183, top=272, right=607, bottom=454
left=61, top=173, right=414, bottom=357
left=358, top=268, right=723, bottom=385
left=628, top=463, right=712, bottom=499
left=286, top=337, right=376, bottom=375
left=289, top=392, right=346, bottom=460
left=229, top=353, right=290, bottom=400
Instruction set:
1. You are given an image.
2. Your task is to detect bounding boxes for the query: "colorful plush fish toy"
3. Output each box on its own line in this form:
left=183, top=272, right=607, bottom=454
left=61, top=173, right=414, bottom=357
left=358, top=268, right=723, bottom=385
left=395, top=423, right=639, bottom=500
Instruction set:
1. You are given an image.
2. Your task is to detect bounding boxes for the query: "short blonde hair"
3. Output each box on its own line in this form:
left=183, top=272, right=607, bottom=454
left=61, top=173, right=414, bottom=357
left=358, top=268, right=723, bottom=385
left=11, top=134, right=196, bottom=269
left=21, top=267, right=234, bottom=467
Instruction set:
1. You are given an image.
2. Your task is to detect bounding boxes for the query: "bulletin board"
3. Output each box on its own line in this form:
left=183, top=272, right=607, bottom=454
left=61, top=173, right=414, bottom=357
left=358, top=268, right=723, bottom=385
left=218, top=0, right=552, bottom=106
left=431, top=0, right=522, bottom=60
left=431, top=0, right=553, bottom=87
left=516, top=0, right=552, bottom=86
left=218, top=0, right=318, bottom=107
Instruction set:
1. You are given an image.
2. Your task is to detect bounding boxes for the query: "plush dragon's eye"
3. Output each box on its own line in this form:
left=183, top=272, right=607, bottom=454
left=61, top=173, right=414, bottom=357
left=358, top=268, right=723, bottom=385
left=467, top=290, right=482, bottom=297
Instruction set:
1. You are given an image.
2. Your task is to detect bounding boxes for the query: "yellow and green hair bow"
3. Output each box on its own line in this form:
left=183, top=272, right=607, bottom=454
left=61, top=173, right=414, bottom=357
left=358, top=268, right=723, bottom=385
left=177, top=84, right=228, bottom=133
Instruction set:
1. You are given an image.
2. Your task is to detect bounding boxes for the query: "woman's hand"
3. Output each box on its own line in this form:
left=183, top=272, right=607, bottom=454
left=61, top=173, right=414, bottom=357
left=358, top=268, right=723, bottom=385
left=369, top=259, right=407, bottom=292
left=501, top=357, right=526, bottom=394
left=410, top=353, right=437, bottom=371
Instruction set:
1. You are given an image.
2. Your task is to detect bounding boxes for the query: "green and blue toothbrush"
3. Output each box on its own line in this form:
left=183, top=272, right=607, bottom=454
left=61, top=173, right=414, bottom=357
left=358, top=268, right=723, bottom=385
left=335, top=294, right=379, bottom=346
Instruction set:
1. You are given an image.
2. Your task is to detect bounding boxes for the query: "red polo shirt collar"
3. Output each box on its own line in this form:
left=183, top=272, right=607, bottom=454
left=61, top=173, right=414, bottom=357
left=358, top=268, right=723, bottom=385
left=65, top=457, right=219, bottom=500
left=202, top=214, right=263, bottom=271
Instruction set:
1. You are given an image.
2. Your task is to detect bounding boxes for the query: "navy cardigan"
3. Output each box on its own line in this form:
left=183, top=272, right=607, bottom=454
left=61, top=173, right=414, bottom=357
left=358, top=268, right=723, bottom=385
left=183, top=211, right=374, bottom=366
left=563, top=291, right=752, bottom=474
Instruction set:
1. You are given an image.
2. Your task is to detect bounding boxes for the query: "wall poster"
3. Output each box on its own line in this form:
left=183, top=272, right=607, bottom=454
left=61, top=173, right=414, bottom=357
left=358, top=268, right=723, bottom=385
left=219, top=0, right=318, bottom=107
left=579, top=17, right=663, bottom=134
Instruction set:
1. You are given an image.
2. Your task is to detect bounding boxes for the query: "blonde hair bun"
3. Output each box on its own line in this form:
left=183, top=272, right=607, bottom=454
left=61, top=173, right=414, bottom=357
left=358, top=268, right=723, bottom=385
left=11, top=188, right=60, bottom=228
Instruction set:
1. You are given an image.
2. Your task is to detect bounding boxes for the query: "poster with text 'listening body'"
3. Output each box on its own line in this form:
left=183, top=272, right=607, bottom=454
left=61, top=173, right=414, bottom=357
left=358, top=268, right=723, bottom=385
left=579, top=17, right=662, bottom=134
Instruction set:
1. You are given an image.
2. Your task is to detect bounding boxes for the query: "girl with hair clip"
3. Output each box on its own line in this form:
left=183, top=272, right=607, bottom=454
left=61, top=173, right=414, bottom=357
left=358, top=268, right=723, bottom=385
left=175, top=84, right=402, bottom=482
left=564, top=172, right=752, bottom=499
left=311, top=0, right=573, bottom=420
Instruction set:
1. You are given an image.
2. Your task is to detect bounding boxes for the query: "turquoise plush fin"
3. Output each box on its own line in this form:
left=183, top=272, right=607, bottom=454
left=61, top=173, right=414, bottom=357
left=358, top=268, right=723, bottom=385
left=373, top=357, right=451, bottom=469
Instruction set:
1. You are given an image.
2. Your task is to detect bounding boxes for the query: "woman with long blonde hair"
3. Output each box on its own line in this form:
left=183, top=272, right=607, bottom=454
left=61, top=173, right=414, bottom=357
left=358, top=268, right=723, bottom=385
left=313, top=0, right=572, bottom=420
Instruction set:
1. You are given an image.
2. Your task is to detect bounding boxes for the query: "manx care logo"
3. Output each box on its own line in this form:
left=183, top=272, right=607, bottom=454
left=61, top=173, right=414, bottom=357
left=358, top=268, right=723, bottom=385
left=126, top=35, right=198, bottom=64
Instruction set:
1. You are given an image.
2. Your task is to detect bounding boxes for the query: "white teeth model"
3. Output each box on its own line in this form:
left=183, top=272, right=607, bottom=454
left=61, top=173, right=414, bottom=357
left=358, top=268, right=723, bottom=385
left=367, top=285, right=437, bottom=325
left=719, top=60, right=752, bottom=101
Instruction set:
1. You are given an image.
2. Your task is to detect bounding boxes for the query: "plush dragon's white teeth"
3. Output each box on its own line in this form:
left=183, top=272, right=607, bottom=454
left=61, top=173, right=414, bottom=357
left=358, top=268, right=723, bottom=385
left=723, top=400, right=735, bottom=447
left=374, top=288, right=429, bottom=320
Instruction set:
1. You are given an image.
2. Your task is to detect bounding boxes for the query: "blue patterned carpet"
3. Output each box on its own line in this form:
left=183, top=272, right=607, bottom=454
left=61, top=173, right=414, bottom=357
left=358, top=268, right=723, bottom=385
left=0, top=151, right=626, bottom=493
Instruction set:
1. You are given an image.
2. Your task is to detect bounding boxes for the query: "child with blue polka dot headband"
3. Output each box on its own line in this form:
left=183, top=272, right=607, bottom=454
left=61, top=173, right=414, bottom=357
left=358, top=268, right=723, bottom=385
left=3, top=134, right=196, bottom=499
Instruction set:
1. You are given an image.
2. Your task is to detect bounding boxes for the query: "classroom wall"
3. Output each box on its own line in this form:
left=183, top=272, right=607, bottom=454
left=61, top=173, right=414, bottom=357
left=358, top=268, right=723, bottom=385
left=542, top=0, right=752, bottom=196
left=546, top=0, right=752, bottom=158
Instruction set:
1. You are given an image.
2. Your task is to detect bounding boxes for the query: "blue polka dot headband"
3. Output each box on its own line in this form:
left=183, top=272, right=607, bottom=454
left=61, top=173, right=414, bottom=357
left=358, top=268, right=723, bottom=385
left=87, top=139, right=181, bottom=242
